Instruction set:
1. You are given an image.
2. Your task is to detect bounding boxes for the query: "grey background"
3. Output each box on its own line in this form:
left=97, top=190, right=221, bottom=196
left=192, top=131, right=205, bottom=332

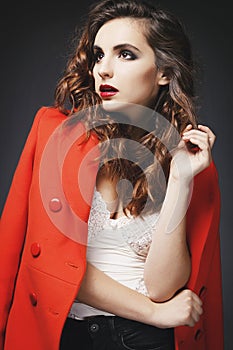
left=0, top=0, right=232, bottom=348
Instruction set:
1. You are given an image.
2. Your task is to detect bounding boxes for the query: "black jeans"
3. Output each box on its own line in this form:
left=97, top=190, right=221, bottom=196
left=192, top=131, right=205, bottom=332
left=60, top=315, right=175, bottom=350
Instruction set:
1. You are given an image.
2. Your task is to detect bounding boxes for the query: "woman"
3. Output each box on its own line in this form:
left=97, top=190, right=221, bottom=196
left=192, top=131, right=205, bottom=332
left=0, top=0, right=223, bottom=349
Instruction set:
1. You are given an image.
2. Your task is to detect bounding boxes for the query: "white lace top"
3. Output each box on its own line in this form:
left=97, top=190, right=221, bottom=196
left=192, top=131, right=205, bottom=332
left=68, top=187, right=160, bottom=320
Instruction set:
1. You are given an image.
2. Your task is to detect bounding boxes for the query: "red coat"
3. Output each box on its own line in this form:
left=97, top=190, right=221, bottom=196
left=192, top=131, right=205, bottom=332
left=0, top=107, right=224, bottom=349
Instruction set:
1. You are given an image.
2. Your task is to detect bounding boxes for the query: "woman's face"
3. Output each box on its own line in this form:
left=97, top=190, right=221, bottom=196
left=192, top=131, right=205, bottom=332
left=92, top=18, right=168, bottom=112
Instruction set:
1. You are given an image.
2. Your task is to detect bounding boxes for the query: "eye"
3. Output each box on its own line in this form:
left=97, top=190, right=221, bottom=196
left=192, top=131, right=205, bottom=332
left=119, top=50, right=137, bottom=60
left=94, top=50, right=104, bottom=63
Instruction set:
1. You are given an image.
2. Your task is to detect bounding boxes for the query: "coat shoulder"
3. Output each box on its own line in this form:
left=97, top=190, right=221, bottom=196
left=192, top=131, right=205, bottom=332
left=35, top=106, right=67, bottom=125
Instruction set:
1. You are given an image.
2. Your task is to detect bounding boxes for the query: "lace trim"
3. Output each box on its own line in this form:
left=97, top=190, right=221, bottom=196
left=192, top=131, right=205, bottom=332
left=88, top=189, right=133, bottom=240
left=121, top=213, right=159, bottom=257
left=88, top=188, right=160, bottom=256
left=135, top=277, right=149, bottom=296
left=88, top=189, right=110, bottom=241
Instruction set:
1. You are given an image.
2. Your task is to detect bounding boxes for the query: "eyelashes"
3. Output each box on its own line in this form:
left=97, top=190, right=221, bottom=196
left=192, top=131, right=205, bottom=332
left=93, top=50, right=104, bottom=63
left=93, top=49, right=137, bottom=63
left=120, top=50, right=137, bottom=60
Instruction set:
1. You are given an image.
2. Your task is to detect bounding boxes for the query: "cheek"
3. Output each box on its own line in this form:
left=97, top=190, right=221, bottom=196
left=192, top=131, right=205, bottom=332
left=130, top=68, right=159, bottom=107
left=92, top=67, right=99, bottom=88
left=140, top=67, right=156, bottom=84
left=132, top=68, right=157, bottom=94
left=127, top=60, right=155, bottom=81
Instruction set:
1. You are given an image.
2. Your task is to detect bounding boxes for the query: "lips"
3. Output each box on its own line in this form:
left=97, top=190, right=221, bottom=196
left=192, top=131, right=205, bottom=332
left=99, top=84, right=118, bottom=98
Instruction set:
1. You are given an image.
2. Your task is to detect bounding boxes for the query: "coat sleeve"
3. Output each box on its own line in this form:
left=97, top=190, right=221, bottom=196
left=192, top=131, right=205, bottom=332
left=0, top=107, right=47, bottom=349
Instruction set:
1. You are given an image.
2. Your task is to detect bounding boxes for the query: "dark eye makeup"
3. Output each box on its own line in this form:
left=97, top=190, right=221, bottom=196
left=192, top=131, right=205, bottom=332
left=93, top=44, right=139, bottom=64
left=94, top=50, right=104, bottom=63
left=119, top=50, right=137, bottom=60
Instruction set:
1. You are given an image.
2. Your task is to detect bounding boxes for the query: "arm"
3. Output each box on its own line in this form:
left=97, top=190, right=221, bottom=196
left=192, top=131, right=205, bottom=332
left=77, top=263, right=203, bottom=329
left=144, top=124, right=215, bottom=302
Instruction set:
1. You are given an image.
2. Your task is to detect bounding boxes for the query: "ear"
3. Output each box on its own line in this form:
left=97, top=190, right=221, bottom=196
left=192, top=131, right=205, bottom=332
left=157, top=71, right=170, bottom=86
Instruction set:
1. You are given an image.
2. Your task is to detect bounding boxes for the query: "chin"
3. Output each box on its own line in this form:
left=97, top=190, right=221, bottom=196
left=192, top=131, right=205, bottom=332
left=101, top=100, right=127, bottom=112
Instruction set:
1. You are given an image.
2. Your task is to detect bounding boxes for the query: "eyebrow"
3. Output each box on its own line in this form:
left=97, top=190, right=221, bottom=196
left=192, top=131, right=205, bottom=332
left=93, top=43, right=141, bottom=53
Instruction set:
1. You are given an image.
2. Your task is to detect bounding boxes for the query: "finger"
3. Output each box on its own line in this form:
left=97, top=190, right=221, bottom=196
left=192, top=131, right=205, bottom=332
left=182, top=130, right=210, bottom=148
left=194, top=303, right=203, bottom=316
left=182, top=129, right=209, bottom=142
left=197, top=124, right=215, bottom=136
left=186, top=317, right=195, bottom=327
left=184, top=137, right=209, bottom=151
left=198, top=124, right=216, bottom=148
left=182, top=135, right=208, bottom=150
left=191, top=299, right=203, bottom=324
left=191, top=292, right=203, bottom=306
left=192, top=298, right=203, bottom=315
left=182, top=124, right=193, bottom=133
left=192, top=309, right=201, bottom=323
left=187, top=305, right=201, bottom=326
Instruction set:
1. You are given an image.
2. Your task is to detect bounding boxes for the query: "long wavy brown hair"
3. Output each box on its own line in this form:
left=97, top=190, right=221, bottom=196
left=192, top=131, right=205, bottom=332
left=54, top=0, right=199, bottom=216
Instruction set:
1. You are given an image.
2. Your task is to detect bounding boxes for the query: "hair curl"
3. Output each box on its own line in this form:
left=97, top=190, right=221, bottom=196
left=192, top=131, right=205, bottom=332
left=54, top=0, right=199, bottom=216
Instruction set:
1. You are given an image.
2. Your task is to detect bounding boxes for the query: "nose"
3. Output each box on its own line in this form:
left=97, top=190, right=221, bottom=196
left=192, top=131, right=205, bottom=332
left=97, top=57, right=114, bottom=79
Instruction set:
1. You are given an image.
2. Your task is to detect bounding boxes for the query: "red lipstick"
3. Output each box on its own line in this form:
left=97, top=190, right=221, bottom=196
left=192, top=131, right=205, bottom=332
left=99, top=84, right=118, bottom=98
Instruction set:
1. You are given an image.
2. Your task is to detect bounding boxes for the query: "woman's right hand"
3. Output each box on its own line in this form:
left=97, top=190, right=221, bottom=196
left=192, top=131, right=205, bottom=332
left=153, top=289, right=203, bottom=328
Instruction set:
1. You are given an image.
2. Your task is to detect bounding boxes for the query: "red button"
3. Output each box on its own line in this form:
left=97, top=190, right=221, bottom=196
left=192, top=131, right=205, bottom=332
left=31, top=243, right=41, bottom=257
left=49, top=198, right=62, bottom=212
left=29, top=292, right=38, bottom=306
